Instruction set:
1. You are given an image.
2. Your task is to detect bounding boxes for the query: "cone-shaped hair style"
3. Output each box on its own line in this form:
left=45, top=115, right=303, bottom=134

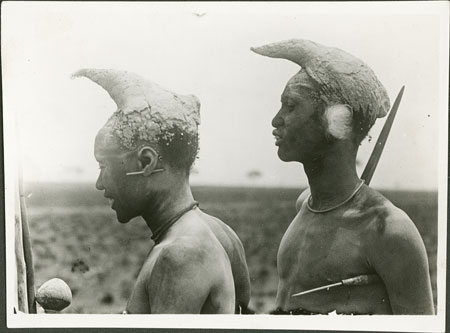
left=73, top=68, right=200, bottom=149
left=251, top=39, right=390, bottom=125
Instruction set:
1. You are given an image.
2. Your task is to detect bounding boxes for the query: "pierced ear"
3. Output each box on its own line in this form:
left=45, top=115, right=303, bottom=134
left=323, top=104, right=353, bottom=140
left=137, top=146, right=160, bottom=177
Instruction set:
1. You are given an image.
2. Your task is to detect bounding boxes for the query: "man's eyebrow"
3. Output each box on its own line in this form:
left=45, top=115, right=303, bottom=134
left=96, top=149, right=129, bottom=162
left=285, top=85, right=316, bottom=101
left=282, top=90, right=302, bottom=102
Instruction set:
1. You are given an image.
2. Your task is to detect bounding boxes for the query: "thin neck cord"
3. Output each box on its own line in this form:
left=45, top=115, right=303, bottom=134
left=151, top=201, right=199, bottom=244
left=307, top=180, right=365, bottom=214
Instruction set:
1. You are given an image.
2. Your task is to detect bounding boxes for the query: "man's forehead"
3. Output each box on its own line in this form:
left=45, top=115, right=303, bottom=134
left=94, top=127, right=127, bottom=160
left=282, top=71, right=318, bottom=100
left=286, top=70, right=317, bottom=89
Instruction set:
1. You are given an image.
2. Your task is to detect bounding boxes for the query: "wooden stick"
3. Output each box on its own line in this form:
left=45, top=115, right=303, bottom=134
left=15, top=121, right=37, bottom=313
left=19, top=174, right=36, bottom=313
left=14, top=184, right=28, bottom=313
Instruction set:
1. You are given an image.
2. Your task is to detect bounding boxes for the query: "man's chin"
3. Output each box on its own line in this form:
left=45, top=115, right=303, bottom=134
left=115, top=211, right=134, bottom=224
left=277, top=150, right=294, bottom=162
left=277, top=147, right=305, bottom=163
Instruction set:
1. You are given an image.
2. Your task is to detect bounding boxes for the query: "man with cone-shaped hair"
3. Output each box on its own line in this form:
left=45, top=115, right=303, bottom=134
left=251, top=39, right=434, bottom=314
left=74, top=69, right=251, bottom=314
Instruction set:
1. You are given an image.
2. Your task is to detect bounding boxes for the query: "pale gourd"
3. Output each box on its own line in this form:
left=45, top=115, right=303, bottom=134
left=35, top=278, right=72, bottom=312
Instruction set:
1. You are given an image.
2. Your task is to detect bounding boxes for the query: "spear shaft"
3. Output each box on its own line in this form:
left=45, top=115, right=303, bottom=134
left=292, top=275, right=381, bottom=297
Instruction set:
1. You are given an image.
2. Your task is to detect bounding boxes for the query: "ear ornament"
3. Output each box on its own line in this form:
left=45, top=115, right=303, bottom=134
left=126, top=169, right=164, bottom=176
left=323, top=104, right=353, bottom=140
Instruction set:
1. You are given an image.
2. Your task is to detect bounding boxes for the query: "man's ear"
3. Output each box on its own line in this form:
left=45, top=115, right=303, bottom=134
left=137, top=147, right=160, bottom=177
left=322, top=104, right=353, bottom=140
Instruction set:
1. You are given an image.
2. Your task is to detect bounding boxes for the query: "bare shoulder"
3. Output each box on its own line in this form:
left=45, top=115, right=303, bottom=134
left=358, top=186, right=426, bottom=257
left=201, top=212, right=245, bottom=251
left=157, top=238, right=210, bottom=266
left=199, top=211, right=251, bottom=308
left=146, top=233, right=234, bottom=313
left=146, top=236, right=220, bottom=286
left=153, top=211, right=236, bottom=267
left=356, top=186, right=433, bottom=314
left=202, top=212, right=236, bottom=235
left=295, top=188, right=311, bottom=212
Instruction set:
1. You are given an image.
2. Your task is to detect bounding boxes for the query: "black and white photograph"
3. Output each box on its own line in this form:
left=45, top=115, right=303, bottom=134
left=2, top=1, right=448, bottom=331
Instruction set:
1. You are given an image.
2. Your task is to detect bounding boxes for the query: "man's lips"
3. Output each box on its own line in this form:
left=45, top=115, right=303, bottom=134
left=108, top=198, right=115, bottom=207
left=272, top=130, right=283, bottom=146
left=104, top=194, right=115, bottom=208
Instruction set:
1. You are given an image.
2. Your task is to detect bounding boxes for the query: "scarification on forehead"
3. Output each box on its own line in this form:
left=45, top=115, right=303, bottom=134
left=283, top=71, right=323, bottom=106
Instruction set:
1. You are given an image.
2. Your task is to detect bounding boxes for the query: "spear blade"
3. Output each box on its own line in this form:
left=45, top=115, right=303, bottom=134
left=361, top=86, right=405, bottom=184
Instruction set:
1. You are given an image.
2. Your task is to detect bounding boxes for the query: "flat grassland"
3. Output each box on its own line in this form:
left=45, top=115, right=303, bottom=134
left=24, top=183, right=438, bottom=314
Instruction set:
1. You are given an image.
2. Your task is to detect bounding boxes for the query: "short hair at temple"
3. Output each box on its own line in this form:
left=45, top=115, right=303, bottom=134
left=156, top=126, right=199, bottom=174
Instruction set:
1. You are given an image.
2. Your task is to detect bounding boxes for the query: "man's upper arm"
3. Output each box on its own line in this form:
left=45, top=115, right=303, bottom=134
left=366, top=209, right=434, bottom=314
left=233, top=237, right=252, bottom=309
left=146, top=243, right=212, bottom=314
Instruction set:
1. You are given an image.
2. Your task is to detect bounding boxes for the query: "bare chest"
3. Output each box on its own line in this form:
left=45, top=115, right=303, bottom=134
left=276, top=208, right=391, bottom=313
left=277, top=209, right=373, bottom=296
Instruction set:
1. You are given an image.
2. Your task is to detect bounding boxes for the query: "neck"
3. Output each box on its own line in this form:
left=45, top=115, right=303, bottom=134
left=303, top=141, right=361, bottom=209
left=142, top=176, right=196, bottom=234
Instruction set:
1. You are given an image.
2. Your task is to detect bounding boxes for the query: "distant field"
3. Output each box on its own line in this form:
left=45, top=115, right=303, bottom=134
left=23, top=182, right=438, bottom=314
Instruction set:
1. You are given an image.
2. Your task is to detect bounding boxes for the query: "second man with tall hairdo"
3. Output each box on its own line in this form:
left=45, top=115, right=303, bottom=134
left=251, top=39, right=434, bottom=315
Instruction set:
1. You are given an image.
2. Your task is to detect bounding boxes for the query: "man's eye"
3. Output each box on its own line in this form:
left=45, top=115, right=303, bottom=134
left=287, top=103, right=296, bottom=111
left=99, top=165, right=106, bottom=170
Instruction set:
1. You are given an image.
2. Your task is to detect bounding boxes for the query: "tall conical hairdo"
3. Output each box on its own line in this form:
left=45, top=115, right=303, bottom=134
left=251, top=39, right=390, bottom=126
left=73, top=68, right=201, bottom=149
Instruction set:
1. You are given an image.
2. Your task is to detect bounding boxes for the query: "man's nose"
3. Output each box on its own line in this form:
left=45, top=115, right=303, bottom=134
left=272, top=110, right=284, bottom=128
left=96, top=175, right=105, bottom=191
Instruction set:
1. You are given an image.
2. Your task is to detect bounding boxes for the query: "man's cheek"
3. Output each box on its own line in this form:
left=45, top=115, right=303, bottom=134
left=110, top=166, right=126, bottom=180
left=286, top=134, right=299, bottom=147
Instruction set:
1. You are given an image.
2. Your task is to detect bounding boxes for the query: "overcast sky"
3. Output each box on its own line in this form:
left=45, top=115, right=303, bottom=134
left=2, top=2, right=448, bottom=190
